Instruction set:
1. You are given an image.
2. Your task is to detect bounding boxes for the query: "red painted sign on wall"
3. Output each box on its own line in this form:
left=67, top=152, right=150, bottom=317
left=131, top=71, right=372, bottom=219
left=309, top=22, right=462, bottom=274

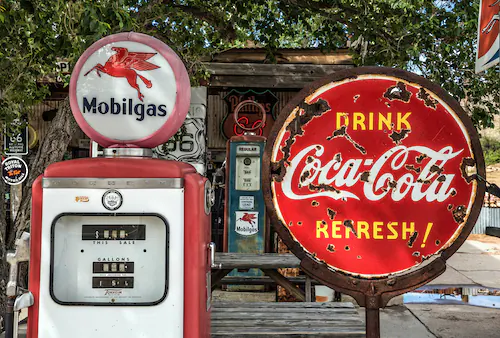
left=267, top=69, right=483, bottom=277
left=222, top=89, right=278, bottom=139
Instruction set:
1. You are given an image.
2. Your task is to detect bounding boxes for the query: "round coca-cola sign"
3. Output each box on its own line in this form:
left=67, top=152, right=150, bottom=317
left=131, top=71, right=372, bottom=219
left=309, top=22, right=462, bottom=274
left=264, top=67, right=485, bottom=278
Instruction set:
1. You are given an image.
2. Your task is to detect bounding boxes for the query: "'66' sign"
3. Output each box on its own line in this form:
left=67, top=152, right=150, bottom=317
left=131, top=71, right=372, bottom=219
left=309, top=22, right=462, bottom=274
left=264, top=67, right=485, bottom=278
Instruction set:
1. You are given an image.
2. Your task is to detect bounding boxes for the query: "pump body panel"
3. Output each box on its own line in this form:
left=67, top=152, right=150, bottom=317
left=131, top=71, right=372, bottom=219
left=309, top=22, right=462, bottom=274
left=27, top=158, right=211, bottom=338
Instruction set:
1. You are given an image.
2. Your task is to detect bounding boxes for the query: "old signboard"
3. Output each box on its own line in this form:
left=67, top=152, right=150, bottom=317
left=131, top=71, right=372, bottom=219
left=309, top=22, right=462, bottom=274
left=69, top=32, right=190, bottom=148
left=263, top=68, right=485, bottom=333
left=222, top=89, right=278, bottom=139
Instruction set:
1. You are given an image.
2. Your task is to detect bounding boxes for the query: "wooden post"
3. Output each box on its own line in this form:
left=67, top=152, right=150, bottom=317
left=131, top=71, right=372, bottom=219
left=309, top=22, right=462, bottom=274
left=10, top=156, right=23, bottom=221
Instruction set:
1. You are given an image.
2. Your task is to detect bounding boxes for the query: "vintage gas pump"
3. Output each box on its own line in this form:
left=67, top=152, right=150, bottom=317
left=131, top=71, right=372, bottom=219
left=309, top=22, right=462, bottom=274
left=224, top=101, right=267, bottom=289
left=9, top=32, right=213, bottom=338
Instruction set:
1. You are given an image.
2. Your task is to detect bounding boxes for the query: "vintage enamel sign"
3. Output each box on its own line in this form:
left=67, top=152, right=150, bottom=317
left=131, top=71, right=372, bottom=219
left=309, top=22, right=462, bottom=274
left=264, top=67, right=485, bottom=279
left=69, top=32, right=191, bottom=148
left=476, top=0, right=499, bottom=73
left=1, top=156, right=28, bottom=185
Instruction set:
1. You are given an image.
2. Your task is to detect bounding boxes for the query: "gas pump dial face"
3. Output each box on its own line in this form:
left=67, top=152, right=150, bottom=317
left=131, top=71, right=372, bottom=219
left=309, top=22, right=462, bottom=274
left=235, top=145, right=261, bottom=191
left=51, top=214, right=168, bottom=305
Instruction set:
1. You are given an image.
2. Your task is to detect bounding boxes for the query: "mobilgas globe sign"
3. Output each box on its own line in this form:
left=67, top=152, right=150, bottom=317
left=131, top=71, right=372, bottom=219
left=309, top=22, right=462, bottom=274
left=69, top=32, right=190, bottom=148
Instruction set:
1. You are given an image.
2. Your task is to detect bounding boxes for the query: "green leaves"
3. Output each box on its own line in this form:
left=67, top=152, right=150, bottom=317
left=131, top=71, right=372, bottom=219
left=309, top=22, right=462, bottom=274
left=0, top=0, right=498, bottom=132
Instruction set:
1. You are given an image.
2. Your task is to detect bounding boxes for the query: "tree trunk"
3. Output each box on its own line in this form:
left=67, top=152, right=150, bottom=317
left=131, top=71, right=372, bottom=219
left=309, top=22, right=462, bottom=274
left=0, top=133, right=8, bottom=330
left=8, top=97, right=77, bottom=247
left=1, top=97, right=77, bottom=327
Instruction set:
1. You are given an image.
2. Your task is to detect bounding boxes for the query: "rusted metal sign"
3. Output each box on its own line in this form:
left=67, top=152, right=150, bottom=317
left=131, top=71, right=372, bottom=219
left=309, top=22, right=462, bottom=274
left=263, top=67, right=485, bottom=337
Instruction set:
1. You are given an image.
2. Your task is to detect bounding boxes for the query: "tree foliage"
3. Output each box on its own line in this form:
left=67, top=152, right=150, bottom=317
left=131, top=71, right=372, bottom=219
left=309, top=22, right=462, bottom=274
left=0, top=0, right=498, bottom=130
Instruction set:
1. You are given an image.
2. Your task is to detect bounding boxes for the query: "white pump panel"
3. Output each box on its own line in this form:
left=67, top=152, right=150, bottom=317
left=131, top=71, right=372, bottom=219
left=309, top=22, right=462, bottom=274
left=38, top=182, right=184, bottom=338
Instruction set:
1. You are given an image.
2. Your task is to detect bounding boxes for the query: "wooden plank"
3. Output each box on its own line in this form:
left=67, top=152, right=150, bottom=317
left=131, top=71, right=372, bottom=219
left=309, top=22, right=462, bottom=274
left=212, top=320, right=364, bottom=328
left=212, top=307, right=357, bottom=314
left=212, top=327, right=365, bottom=337
left=262, top=269, right=305, bottom=302
left=209, top=75, right=324, bottom=89
left=211, top=269, right=233, bottom=291
left=219, top=276, right=321, bottom=285
left=213, top=302, right=355, bottom=309
left=210, top=301, right=365, bottom=337
left=214, top=253, right=300, bottom=269
left=305, top=276, right=312, bottom=302
left=204, top=63, right=352, bottom=77
left=212, top=313, right=361, bottom=322
left=202, top=48, right=354, bottom=65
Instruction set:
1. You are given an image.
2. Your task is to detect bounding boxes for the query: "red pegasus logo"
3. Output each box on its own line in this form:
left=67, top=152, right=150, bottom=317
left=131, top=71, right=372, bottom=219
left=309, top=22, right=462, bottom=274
left=84, top=47, right=160, bottom=102
left=237, top=213, right=257, bottom=225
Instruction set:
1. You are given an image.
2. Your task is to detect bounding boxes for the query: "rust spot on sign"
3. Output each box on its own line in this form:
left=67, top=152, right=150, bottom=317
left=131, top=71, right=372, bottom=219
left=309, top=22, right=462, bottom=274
left=430, top=165, right=444, bottom=175
left=383, top=82, right=412, bottom=102
left=460, top=157, right=476, bottom=183
left=405, top=164, right=421, bottom=173
left=408, top=231, right=418, bottom=247
left=435, top=240, right=441, bottom=246
left=307, top=156, right=314, bottom=163
left=450, top=189, right=457, bottom=196
left=343, top=219, right=358, bottom=237
left=417, top=178, right=431, bottom=184
left=389, top=129, right=411, bottom=144
left=300, top=170, right=310, bottom=184
left=447, top=204, right=453, bottom=211
left=416, top=154, right=428, bottom=163
left=272, top=99, right=331, bottom=183
left=297, top=221, right=303, bottom=226
left=327, top=244, right=335, bottom=252
left=353, top=94, right=360, bottom=103
left=288, top=221, right=293, bottom=227
left=344, top=245, right=350, bottom=251
left=437, top=175, right=446, bottom=182
left=335, top=153, right=342, bottom=162
left=327, top=125, right=367, bottom=155
left=327, top=208, right=337, bottom=220
left=417, top=88, right=438, bottom=109
left=360, top=171, right=370, bottom=182
left=412, top=251, right=421, bottom=257
left=357, top=255, right=362, bottom=259
left=309, top=183, right=340, bottom=193
left=388, top=180, right=397, bottom=189
left=312, top=200, right=319, bottom=207
left=452, top=205, right=466, bottom=223
left=385, top=102, right=391, bottom=108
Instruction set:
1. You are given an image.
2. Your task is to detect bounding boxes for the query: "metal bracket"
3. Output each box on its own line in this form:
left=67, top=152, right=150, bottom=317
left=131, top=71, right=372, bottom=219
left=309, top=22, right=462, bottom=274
left=6, top=232, right=31, bottom=297
left=14, top=291, right=34, bottom=312
left=209, top=242, right=221, bottom=269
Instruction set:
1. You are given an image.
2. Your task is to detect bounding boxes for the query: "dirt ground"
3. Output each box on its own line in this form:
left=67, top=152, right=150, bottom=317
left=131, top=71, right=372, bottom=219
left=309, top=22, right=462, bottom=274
left=468, top=234, right=500, bottom=244
left=485, top=164, right=500, bottom=186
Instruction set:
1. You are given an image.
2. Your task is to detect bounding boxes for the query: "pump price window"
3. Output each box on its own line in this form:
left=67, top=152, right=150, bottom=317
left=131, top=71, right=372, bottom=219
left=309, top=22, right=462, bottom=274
left=50, top=214, right=168, bottom=306
left=82, top=224, right=145, bottom=241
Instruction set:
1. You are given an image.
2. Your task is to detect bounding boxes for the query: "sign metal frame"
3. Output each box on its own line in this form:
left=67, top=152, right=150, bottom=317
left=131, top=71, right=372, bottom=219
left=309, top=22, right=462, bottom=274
left=262, top=67, right=486, bottom=338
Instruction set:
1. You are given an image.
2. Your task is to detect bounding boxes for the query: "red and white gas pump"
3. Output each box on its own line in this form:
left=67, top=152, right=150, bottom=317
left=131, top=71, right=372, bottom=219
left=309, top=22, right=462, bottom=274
left=10, top=32, right=213, bottom=338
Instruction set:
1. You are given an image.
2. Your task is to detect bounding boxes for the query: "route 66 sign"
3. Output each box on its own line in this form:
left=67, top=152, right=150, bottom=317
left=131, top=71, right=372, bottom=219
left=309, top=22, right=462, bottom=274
left=154, top=103, right=206, bottom=175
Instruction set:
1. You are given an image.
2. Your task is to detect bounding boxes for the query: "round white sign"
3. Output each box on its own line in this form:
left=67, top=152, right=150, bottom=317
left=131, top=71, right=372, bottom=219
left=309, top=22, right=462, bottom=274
left=69, top=32, right=190, bottom=148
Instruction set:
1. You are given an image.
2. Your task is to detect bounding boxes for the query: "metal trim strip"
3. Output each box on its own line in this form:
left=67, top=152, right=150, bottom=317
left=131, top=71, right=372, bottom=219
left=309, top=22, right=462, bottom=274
left=42, top=178, right=184, bottom=189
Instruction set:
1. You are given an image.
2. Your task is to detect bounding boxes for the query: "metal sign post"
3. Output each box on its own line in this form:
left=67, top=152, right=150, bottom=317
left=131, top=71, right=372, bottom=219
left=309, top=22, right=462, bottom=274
left=263, top=67, right=485, bottom=338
